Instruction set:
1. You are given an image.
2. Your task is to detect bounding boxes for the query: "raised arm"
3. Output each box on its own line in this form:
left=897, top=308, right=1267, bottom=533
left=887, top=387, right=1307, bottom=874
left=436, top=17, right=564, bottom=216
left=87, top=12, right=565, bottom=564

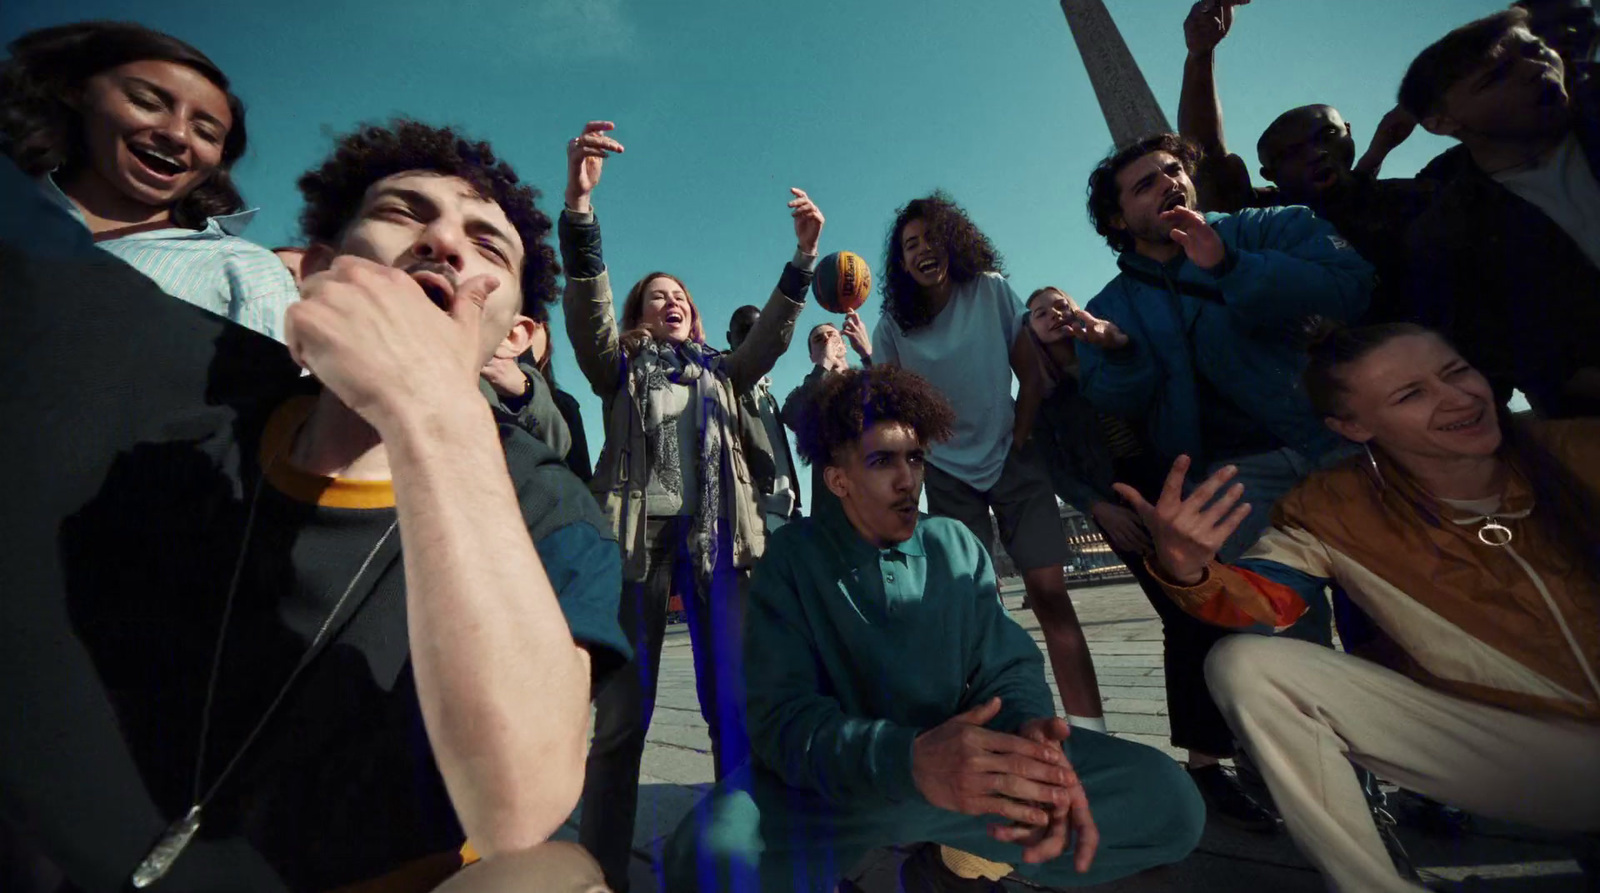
left=287, top=261, right=596, bottom=857
left=724, top=188, right=822, bottom=390
left=1177, top=0, right=1243, bottom=156
left=558, top=121, right=627, bottom=397
left=1353, top=106, right=1418, bottom=177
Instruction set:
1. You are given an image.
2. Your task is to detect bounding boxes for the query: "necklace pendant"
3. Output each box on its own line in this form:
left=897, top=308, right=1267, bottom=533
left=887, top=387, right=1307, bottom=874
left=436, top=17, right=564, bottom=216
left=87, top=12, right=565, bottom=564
left=131, top=805, right=202, bottom=888
left=1478, top=519, right=1514, bottom=547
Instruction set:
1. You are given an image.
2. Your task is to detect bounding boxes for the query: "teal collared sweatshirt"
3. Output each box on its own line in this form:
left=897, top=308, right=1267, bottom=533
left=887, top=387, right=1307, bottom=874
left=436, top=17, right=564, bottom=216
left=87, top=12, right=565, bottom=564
left=744, top=498, right=1057, bottom=808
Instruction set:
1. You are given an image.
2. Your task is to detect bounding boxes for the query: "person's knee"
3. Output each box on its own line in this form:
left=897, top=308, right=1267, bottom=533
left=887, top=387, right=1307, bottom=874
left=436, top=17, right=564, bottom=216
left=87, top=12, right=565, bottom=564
left=1202, top=634, right=1290, bottom=715
left=662, top=786, right=763, bottom=893
left=1132, top=749, right=1206, bottom=865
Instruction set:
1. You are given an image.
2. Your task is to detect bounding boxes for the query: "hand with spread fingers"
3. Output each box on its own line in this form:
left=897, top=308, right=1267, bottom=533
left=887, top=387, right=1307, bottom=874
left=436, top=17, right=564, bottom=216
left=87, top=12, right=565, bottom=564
left=987, top=716, right=1100, bottom=869
left=1158, top=206, right=1227, bottom=272
left=1066, top=307, right=1130, bottom=350
left=788, top=187, right=825, bottom=256
left=841, top=308, right=871, bottom=359
left=564, top=120, right=625, bottom=215
left=912, top=698, right=1083, bottom=832
left=1112, top=455, right=1252, bottom=586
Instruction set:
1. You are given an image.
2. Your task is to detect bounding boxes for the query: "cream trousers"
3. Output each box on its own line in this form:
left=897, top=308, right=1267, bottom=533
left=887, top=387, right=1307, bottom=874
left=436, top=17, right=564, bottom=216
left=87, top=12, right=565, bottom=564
left=1205, top=635, right=1600, bottom=893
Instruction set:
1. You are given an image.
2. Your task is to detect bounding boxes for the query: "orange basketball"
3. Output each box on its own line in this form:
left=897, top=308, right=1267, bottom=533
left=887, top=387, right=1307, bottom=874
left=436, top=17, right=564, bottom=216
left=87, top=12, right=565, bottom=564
left=812, top=250, right=873, bottom=314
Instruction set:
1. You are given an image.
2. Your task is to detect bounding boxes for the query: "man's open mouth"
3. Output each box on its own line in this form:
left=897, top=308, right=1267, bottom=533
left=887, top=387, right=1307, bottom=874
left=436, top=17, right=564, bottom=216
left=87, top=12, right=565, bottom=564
left=129, top=143, right=187, bottom=178
left=1160, top=192, right=1186, bottom=213
left=409, top=268, right=457, bottom=310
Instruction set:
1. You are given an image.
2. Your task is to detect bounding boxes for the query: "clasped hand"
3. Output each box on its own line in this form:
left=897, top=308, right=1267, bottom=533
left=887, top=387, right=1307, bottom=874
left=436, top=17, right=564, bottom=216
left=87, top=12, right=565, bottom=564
left=912, top=697, right=1099, bottom=870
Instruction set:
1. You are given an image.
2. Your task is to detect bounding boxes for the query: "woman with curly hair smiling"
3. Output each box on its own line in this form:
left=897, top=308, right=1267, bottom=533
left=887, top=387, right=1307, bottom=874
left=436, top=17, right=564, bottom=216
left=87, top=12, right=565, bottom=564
left=873, top=191, right=1105, bottom=730
left=0, top=21, right=296, bottom=340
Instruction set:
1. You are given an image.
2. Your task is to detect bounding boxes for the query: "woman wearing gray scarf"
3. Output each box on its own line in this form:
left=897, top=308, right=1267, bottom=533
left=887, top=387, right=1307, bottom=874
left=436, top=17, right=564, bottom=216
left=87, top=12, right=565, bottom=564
left=557, top=120, right=822, bottom=892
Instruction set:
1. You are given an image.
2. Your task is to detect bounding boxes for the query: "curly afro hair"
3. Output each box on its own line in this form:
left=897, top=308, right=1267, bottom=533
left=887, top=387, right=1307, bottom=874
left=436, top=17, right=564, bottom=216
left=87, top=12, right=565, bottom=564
left=794, top=365, right=956, bottom=469
left=1086, top=132, right=1202, bottom=255
left=2, top=21, right=249, bottom=230
left=880, top=191, right=1005, bottom=334
left=296, top=119, right=558, bottom=319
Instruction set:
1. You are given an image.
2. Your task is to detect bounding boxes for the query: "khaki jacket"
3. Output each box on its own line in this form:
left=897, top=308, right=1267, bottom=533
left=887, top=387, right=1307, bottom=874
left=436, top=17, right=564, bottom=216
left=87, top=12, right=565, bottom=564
left=564, top=269, right=804, bottom=581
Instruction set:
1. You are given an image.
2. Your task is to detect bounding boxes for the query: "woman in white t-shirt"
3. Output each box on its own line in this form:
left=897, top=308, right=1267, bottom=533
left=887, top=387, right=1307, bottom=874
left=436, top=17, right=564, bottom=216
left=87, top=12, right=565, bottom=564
left=872, top=191, right=1106, bottom=728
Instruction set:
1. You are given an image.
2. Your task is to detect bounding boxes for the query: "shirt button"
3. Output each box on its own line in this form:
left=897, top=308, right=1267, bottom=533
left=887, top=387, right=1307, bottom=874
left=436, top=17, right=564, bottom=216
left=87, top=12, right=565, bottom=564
left=886, top=572, right=896, bottom=582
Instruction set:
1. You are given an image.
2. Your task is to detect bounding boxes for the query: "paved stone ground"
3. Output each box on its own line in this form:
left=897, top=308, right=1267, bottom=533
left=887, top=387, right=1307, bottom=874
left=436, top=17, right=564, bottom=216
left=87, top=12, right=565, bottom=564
left=555, top=579, right=1592, bottom=892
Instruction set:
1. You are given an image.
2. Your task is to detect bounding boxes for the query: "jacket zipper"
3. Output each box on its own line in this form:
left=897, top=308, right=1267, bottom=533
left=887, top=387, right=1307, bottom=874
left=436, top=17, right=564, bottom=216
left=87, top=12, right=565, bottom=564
left=1502, top=543, right=1600, bottom=704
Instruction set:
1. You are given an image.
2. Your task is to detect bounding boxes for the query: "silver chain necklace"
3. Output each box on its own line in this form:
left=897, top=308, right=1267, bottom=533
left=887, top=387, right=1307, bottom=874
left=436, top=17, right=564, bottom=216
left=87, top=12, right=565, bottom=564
left=130, top=445, right=399, bottom=888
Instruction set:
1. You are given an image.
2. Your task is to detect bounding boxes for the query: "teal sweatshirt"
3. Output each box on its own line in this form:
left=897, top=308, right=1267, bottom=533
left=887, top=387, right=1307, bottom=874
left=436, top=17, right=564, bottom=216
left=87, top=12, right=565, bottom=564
left=744, top=497, right=1058, bottom=808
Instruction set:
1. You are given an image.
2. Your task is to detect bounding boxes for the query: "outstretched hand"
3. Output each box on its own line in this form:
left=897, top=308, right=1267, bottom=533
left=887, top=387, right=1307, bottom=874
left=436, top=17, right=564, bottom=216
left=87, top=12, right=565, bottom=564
left=789, top=187, right=825, bottom=255
left=565, top=121, right=625, bottom=214
left=1066, top=307, right=1130, bottom=350
left=1159, top=207, right=1227, bottom=271
left=1184, top=0, right=1247, bottom=55
left=1112, top=455, right=1251, bottom=585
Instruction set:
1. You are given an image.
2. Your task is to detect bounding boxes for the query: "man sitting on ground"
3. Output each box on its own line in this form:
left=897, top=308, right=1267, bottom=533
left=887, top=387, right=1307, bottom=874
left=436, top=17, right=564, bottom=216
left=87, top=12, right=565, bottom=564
left=0, top=120, right=628, bottom=892
left=663, top=365, right=1203, bottom=893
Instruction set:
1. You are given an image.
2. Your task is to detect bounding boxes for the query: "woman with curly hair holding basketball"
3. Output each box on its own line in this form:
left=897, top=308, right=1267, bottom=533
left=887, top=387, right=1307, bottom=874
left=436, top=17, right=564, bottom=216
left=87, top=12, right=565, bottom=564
left=873, top=192, right=1106, bottom=729
left=1, top=22, right=296, bottom=339
left=557, top=120, right=821, bottom=892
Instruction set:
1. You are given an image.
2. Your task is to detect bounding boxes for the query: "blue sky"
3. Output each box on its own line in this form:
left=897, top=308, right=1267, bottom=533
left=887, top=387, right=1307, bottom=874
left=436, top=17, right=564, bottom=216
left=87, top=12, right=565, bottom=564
left=4, top=0, right=1504, bottom=497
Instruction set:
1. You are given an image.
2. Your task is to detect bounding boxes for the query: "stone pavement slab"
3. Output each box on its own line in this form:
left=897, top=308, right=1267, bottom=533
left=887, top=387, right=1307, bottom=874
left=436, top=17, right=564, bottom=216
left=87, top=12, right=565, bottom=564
left=566, top=579, right=1589, bottom=891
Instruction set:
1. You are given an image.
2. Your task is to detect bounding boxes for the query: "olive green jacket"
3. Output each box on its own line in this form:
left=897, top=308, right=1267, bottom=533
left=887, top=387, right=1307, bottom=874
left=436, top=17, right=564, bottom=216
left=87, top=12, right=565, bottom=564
left=564, top=266, right=809, bottom=581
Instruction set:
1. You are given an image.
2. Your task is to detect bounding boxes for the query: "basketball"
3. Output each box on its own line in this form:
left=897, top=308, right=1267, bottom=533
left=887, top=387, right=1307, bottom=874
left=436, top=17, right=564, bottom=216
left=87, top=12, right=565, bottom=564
left=811, top=251, right=873, bottom=314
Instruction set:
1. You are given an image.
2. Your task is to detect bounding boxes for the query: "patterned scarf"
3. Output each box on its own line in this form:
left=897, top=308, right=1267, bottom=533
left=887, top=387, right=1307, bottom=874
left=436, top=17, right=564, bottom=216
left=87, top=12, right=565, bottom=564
left=629, top=337, right=734, bottom=588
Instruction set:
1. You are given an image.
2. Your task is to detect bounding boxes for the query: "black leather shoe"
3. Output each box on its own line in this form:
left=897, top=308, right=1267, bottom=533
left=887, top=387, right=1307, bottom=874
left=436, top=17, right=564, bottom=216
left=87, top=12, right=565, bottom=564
left=1188, top=763, right=1281, bottom=834
left=898, top=844, right=1007, bottom=893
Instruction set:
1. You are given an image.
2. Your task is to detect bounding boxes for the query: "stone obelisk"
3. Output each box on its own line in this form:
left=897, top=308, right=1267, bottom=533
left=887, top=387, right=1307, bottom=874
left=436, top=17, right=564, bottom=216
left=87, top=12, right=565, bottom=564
left=1060, top=0, right=1172, bottom=148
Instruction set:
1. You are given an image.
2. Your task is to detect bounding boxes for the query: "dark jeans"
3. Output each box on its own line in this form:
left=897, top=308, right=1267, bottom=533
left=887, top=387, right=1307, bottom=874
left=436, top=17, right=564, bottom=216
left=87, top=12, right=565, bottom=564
left=1114, top=542, right=1238, bottom=757
left=579, top=518, right=748, bottom=892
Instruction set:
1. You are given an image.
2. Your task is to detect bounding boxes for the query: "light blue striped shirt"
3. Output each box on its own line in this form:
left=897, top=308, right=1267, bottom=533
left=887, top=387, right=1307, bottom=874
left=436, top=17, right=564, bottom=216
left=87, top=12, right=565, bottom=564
left=40, top=176, right=298, bottom=341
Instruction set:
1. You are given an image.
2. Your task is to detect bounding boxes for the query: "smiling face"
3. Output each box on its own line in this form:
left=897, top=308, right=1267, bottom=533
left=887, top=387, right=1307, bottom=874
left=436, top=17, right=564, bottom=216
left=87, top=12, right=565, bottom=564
left=1027, top=288, right=1079, bottom=345
left=637, top=275, right=697, bottom=344
left=898, top=217, right=948, bottom=291
left=1432, top=26, right=1569, bottom=142
left=314, top=171, right=528, bottom=366
left=73, top=59, right=233, bottom=214
left=1323, top=333, right=1502, bottom=462
left=1112, top=151, right=1198, bottom=251
left=1258, top=105, right=1358, bottom=203
left=824, top=420, right=925, bottom=547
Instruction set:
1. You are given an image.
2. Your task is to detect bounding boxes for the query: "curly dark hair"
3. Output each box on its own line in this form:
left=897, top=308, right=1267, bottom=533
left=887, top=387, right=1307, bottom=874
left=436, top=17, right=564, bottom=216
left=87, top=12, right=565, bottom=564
left=1086, top=132, right=1203, bottom=255
left=880, top=191, right=1005, bottom=334
left=1, top=21, right=249, bottom=230
left=794, top=365, right=956, bottom=469
left=296, top=119, right=559, bottom=319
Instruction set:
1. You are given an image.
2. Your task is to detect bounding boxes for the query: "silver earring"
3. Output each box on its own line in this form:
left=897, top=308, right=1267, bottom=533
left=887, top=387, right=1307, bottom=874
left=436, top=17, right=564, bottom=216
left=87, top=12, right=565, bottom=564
left=1363, top=442, right=1385, bottom=490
